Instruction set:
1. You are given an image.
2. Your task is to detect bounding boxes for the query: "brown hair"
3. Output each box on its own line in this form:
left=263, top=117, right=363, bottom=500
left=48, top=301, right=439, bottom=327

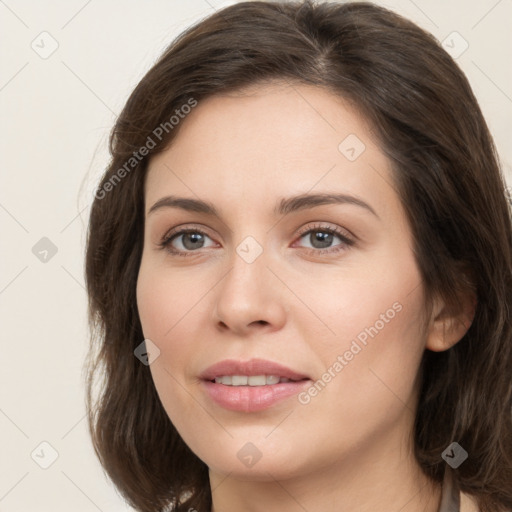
left=84, top=1, right=512, bottom=511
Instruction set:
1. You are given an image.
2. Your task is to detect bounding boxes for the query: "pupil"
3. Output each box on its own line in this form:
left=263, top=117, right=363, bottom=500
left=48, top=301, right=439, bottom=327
left=311, top=231, right=332, bottom=249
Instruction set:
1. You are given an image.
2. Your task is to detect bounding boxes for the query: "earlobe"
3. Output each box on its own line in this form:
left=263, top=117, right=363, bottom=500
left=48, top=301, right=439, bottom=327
left=425, top=292, right=477, bottom=352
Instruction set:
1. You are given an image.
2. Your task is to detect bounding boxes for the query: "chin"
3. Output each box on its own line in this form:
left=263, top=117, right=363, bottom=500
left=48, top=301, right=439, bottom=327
left=198, top=436, right=306, bottom=479
left=207, top=455, right=304, bottom=481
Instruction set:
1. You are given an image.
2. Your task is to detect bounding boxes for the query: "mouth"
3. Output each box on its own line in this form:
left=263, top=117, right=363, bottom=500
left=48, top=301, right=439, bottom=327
left=199, top=358, right=312, bottom=412
left=211, top=375, right=307, bottom=386
left=200, top=357, right=311, bottom=382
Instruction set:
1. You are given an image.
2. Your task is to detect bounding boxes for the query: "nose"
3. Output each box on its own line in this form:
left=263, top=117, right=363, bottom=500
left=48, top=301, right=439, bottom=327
left=213, top=244, right=287, bottom=336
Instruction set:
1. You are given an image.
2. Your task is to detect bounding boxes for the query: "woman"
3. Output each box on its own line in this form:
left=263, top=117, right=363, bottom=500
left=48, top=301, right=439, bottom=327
left=85, top=1, right=512, bottom=511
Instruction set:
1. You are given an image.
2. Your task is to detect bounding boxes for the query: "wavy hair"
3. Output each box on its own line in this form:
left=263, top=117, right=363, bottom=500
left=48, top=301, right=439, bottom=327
left=84, top=1, right=512, bottom=511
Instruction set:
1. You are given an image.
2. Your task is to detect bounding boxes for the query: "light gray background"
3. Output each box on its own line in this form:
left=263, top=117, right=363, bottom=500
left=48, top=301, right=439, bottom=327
left=1, top=0, right=511, bottom=510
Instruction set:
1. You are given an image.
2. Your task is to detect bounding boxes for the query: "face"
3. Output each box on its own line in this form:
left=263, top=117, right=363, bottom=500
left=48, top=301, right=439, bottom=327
left=136, top=82, right=430, bottom=480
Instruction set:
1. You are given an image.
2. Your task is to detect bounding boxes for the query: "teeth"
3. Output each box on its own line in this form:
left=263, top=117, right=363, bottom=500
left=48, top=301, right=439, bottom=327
left=248, top=375, right=265, bottom=386
left=213, top=375, right=291, bottom=386
left=232, top=375, right=248, bottom=386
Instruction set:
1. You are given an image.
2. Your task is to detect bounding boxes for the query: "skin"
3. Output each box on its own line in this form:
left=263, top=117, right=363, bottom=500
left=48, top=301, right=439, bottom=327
left=136, top=82, right=474, bottom=512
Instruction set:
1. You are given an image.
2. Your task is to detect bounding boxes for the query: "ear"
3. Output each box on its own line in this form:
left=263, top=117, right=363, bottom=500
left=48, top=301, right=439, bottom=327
left=425, top=290, right=477, bottom=352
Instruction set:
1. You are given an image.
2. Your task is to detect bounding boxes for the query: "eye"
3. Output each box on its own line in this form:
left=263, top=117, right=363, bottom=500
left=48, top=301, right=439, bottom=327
left=294, top=223, right=355, bottom=255
left=158, top=222, right=355, bottom=257
left=159, top=227, right=217, bottom=256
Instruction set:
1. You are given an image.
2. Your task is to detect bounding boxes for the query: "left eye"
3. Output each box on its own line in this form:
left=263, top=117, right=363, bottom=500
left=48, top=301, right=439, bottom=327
left=296, top=228, right=353, bottom=251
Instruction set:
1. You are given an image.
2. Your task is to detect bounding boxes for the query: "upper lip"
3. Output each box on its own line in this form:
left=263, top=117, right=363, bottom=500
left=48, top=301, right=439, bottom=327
left=200, top=358, right=311, bottom=381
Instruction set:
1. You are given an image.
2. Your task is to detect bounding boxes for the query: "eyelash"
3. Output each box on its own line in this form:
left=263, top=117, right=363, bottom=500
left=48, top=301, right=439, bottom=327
left=158, top=223, right=355, bottom=258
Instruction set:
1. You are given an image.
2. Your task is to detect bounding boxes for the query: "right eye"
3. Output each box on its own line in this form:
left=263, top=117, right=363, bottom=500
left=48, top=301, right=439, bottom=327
left=159, top=228, right=217, bottom=256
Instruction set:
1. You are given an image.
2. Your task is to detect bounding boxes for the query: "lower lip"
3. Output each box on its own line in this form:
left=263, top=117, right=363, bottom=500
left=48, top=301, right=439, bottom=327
left=201, top=379, right=312, bottom=412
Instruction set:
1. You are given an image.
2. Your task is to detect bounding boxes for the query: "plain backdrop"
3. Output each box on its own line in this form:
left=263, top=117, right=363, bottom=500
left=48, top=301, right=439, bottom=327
left=1, top=0, right=511, bottom=510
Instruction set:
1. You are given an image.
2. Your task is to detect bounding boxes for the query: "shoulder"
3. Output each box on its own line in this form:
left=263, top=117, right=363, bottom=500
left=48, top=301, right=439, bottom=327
left=460, top=490, right=480, bottom=512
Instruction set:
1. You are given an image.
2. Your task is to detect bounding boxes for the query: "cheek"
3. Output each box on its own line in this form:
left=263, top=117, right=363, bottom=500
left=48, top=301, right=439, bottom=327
left=302, top=246, right=426, bottom=406
left=319, top=298, right=425, bottom=433
left=136, top=262, right=201, bottom=431
left=136, top=272, right=176, bottom=341
left=136, top=261, right=191, bottom=382
left=136, top=255, right=209, bottom=341
left=136, top=256, right=211, bottom=395
left=296, top=241, right=424, bottom=354
left=289, top=285, right=426, bottom=469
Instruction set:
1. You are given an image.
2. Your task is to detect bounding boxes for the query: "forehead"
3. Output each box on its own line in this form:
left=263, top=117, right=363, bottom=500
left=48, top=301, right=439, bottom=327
left=144, top=82, right=397, bottom=221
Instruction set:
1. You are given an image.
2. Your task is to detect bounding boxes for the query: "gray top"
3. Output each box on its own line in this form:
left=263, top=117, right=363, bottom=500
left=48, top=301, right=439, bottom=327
left=439, top=467, right=460, bottom=512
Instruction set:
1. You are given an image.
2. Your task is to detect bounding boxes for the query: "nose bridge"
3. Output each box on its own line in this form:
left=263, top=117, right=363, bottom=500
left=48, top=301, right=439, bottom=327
left=213, top=231, right=285, bottom=331
left=223, top=233, right=270, bottom=299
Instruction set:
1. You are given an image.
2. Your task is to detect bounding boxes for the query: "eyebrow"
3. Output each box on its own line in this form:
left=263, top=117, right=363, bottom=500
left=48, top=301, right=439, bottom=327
left=148, top=192, right=379, bottom=219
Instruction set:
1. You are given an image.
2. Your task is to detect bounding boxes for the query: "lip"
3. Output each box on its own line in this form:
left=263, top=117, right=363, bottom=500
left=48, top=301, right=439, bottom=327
left=199, top=358, right=312, bottom=412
